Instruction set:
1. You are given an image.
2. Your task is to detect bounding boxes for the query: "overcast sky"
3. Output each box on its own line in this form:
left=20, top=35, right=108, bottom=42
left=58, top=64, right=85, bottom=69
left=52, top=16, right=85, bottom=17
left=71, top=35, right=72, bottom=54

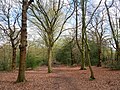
left=92, top=0, right=113, bottom=6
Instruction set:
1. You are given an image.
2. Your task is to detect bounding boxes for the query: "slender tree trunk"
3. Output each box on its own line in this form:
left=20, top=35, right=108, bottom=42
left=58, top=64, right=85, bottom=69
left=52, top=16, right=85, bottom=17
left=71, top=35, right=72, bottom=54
left=75, top=0, right=82, bottom=65
left=85, top=34, right=95, bottom=80
left=110, top=48, right=114, bottom=64
left=70, top=45, right=74, bottom=66
left=81, top=0, right=86, bottom=70
left=16, top=0, right=28, bottom=82
left=97, top=45, right=102, bottom=67
left=105, top=2, right=120, bottom=61
left=81, top=47, right=85, bottom=70
left=118, top=48, right=120, bottom=61
left=115, top=46, right=120, bottom=61
left=12, top=47, right=17, bottom=70
left=48, top=46, right=52, bottom=73
left=87, top=51, right=95, bottom=79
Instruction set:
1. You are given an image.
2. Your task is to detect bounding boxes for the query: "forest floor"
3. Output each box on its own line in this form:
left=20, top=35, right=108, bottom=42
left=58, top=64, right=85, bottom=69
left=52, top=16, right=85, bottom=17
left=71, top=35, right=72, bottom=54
left=0, top=65, right=120, bottom=90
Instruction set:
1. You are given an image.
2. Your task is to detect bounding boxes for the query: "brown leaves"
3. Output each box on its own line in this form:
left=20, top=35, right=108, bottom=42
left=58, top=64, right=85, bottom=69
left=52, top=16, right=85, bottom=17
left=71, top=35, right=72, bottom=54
left=0, top=66, right=120, bottom=90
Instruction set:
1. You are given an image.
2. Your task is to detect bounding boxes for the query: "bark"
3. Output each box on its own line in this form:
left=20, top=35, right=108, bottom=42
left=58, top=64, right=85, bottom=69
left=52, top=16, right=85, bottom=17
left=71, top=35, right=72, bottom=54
left=16, top=0, right=28, bottom=82
left=48, top=46, right=52, bottom=73
left=88, top=51, right=95, bottom=79
left=17, top=46, right=26, bottom=82
left=85, top=34, right=95, bottom=79
left=47, top=28, right=53, bottom=73
left=12, top=47, right=17, bottom=70
left=81, top=49, right=85, bottom=70
left=11, top=39, right=17, bottom=70
left=81, top=0, right=86, bottom=70
left=16, top=0, right=33, bottom=82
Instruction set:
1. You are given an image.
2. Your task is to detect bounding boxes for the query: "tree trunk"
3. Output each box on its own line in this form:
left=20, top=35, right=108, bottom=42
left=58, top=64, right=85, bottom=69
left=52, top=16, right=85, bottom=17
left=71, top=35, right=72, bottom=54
left=116, top=47, right=120, bottom=61
left=75, top=0, right=82, bottom=66
left=97, top=46, right=102, bottom=67
left=80, top=0, right=86, bottom=70
left=16, top=0, right=28, bottom=82
left=48, top=46, right=52, bottom=73
left=70, top=43, right=74, bottom=66
left=105, top=2, right=120, bottom=61
left=85, top=34, right=95, bottom=80
left=12, top=47, right=17, bottom=70
left=71, top=52, right=74, bottom=66
left=17, top=46, right=27, bottom=82
left=87, top=51, right=95, bottom=79
left=81, top=48, right=85, bottom=70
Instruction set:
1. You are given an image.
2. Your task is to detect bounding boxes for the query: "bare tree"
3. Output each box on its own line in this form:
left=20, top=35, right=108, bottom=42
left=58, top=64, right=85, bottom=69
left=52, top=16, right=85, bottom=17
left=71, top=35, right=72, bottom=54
left=105, top=0, right=120, bottom=61
left=16, top=0, right=33, bottom=82
left=74, top=0, right=102, bottom=70
left=0, top=0, right=20, bottom=70
left=91, top=11, right=106, bottom=67
left=74, top=0, right=103, bottom=79
left=29, top=0, right=75, bottom=73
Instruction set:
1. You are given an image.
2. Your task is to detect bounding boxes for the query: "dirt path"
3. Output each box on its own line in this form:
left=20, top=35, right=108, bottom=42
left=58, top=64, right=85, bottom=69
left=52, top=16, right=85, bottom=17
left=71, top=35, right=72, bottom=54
left=0, top=66, right=120, bottom=90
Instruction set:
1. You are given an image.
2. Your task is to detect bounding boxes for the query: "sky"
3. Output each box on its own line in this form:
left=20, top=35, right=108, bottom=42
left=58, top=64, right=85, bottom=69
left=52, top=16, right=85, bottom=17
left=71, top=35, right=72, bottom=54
left=22, top=0, right=120, bottom=41
left=91, top=0, right=117, bottom=9
left=0, top=0, right=120, bottom=45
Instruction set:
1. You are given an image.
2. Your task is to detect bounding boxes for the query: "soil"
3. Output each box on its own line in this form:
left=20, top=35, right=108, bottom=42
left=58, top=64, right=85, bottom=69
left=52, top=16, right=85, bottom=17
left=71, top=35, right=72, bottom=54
left=0, top=66, right=120, bottom=90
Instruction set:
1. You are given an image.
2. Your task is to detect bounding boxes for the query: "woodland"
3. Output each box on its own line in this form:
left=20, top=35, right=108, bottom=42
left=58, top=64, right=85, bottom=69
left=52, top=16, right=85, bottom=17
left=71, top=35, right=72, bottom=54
left=0, top=0, right=120, bottom=90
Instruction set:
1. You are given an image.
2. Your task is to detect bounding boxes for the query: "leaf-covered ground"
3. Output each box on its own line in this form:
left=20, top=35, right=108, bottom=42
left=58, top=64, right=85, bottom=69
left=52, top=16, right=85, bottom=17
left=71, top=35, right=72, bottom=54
left=0, top=66, right=120, bottom=90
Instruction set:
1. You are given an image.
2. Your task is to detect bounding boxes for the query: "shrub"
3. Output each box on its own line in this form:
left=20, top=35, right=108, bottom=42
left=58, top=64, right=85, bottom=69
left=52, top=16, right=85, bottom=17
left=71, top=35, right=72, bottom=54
left=0, top=60, right=10, bottom=71
left=26, top=55, right=41, bottom=69
left=89, top=41, right=99, bottom=66
left=55, top=46, right=72, bottom=65
left=109, top=61, right=120, bottom=70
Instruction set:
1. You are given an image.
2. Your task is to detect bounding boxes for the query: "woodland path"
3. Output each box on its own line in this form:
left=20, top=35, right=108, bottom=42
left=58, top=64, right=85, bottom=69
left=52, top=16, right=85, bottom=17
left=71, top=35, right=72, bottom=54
left=0, top=66, right=120, bottom=90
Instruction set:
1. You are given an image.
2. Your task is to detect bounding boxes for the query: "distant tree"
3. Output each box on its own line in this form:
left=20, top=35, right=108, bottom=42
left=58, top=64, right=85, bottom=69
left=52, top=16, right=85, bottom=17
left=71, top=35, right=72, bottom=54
left=74, top=0, right=102, bottom=70
left=0, top=43, right=12, bottom=71
left=0, top=0, right=20, bottom=70
left=29, top=0, right=75, bottom=73
left=105, top=0, right=120, bottom=61
left=55, top=37, right=75, bottom=65
left=74, top=0, right=102, bottom=79
left=75, top=0, right=82, bottom=66
left=91, top=11, right=106, bottom=67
